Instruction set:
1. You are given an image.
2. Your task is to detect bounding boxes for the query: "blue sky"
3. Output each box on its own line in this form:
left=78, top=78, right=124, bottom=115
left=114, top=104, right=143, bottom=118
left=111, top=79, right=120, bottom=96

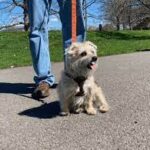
left=0, top=1, right=102, bottom=29
left=49, top=3, right=102, bottom=30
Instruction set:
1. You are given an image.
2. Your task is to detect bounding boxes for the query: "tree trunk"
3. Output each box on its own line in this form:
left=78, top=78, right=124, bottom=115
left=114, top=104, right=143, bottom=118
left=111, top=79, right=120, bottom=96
left=82, top=0, right=87, bottom=31
left=23, top=0, right=29, bottom=31
left=116, top=16, right=120, bottom=31
left=128, top=16, right=132, bottom=30
left=122, top=23, right=126, bottom=30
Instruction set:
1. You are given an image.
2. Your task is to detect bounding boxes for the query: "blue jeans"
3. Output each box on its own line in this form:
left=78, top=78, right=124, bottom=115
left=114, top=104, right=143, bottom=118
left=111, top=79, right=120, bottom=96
left=28, top=0, right=85, bottom=86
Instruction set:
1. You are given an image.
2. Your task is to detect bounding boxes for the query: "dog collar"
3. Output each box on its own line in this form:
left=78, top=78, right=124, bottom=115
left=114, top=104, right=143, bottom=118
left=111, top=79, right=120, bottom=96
left=65, top=72, right=87, bottom=96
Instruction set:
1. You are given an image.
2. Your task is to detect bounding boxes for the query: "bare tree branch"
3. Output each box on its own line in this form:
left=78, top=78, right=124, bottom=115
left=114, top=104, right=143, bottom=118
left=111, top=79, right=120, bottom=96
left=12, top=0, right=24, bottom=9
left=137, top=0, right=150, bottom=10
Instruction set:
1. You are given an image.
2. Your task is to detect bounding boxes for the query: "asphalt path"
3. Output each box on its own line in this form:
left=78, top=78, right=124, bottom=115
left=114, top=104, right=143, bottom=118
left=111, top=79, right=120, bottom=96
left=0, top=52, right=150, bottom=150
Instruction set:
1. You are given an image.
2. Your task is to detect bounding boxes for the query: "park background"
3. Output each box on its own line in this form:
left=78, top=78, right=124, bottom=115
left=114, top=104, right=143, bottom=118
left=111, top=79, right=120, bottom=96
left=0, top=0, right=150, bottom=69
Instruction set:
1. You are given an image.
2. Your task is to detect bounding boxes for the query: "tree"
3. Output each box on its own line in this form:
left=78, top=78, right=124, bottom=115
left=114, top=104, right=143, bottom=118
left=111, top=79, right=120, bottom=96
left=0, top=0, right=61, bottom=31
left=101, top=0, right=129, bottom=30
left=0, top=0, right=98, bottom=31
left=12, top=0, right=29, bottom=31
left=137, top=0, right=150, bottom=10
left=100, top=0, right=150, bottom=30
left=0, top=0, right=29, bottom=31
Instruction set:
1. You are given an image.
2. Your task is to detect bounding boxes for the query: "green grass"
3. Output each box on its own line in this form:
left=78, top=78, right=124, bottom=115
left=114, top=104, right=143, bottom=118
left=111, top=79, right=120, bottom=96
left=0, top=30, right=150, bottom=69
left=88, top=30, right=150, bottom=56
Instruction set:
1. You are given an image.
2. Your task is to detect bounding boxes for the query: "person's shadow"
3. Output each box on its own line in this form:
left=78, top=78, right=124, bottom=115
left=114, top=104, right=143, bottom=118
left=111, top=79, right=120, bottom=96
left=0, top=82, right=60, bottom=118
left=0, top=82, right=35, bottom=94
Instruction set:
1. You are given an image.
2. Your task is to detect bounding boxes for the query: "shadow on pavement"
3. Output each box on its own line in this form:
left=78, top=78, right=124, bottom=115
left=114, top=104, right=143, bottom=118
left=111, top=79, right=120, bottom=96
left=136, top=48, right=150, bottom=52
left=0, top=82, right=58, bottom=94
left=0, top=82, right=50, bottom=103
left=95, top=31, right=150, bottom=40
left=18, top=101, right=60, bottom=119
left=0, top=82, right=35, bottom=94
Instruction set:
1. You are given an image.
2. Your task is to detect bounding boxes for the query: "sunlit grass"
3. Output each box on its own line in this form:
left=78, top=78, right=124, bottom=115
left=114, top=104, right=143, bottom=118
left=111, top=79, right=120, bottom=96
left=0, top=30, right=150, bottom=69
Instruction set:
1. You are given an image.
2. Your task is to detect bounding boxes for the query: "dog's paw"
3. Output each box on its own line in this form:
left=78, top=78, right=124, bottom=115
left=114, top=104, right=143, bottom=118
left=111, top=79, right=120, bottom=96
left=60, top=111, right=69, bottom=116
left=74, top=108, right=84, bottom=114
left=99, top=105, right=109, bottom=113
left=86, top=107, right=97, bottom=115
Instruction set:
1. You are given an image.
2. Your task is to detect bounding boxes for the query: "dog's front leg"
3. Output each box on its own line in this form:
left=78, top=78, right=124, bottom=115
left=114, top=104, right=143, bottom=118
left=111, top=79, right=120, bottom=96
left=60, top=100, right=70, bottom=116
left=85, top=96, right=97, bottom=115
left=95, top=86, right=109, bottom=113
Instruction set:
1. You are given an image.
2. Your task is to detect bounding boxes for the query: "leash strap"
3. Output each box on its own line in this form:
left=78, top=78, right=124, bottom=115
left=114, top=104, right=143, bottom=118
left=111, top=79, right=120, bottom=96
left=72, top=0, right=77, bottom=42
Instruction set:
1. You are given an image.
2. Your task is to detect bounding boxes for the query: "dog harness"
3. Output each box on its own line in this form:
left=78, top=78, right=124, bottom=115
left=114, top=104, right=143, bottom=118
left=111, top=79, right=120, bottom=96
left=65, top=72, right=87, bottom=96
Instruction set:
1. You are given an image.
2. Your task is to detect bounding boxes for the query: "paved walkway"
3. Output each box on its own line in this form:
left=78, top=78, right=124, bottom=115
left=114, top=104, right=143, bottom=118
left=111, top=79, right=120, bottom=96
left=0, top=52, right=150, bottom=150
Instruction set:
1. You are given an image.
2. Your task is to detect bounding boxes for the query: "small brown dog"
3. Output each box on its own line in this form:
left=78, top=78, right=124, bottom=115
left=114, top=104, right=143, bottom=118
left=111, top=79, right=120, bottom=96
left=57, top=41, right=109, bottom=116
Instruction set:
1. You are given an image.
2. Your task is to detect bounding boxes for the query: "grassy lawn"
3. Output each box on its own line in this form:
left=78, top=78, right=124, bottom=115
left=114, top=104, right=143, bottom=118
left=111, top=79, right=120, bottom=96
left=0, top=30, right=150, bottom=69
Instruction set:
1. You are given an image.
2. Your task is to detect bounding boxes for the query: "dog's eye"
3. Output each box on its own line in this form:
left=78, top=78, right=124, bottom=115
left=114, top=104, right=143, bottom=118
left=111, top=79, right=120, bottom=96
left=80, top=51, right=87, bottom=57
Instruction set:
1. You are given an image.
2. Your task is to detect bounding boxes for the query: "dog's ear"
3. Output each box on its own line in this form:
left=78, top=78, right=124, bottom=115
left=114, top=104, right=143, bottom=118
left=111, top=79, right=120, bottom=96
left=85, top=41, right=97, bottom=50
left=67, top=42, right=80, bottom=56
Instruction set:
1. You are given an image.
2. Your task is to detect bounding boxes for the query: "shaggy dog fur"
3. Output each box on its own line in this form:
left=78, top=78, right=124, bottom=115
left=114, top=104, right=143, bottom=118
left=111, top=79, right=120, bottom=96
left=57, top=41, right=109, bottom=115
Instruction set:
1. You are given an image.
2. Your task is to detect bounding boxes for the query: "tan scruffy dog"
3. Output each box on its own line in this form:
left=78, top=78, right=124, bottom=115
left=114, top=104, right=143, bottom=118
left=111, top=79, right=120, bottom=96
left=57, top=41, right=109, bottom=116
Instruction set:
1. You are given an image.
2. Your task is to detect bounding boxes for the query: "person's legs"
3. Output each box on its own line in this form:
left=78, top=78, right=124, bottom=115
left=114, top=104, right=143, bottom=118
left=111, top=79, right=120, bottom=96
left=28, top=0, right=55, bottom=87
left=58, top=0, right=86, bottom=55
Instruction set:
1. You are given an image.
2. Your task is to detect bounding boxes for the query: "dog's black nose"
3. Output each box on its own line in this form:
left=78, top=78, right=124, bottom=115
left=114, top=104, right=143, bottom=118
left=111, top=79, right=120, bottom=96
left=92, top=56, right=97, bottom=62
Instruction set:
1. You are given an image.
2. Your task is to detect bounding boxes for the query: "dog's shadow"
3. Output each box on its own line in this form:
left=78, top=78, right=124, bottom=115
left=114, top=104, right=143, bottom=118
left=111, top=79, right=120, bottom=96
left=19, top=101, right=60, bottom=119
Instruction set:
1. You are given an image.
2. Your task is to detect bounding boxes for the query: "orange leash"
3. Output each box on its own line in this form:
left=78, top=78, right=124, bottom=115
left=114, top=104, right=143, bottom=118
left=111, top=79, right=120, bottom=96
left=72, top=0, right=77, bottom=42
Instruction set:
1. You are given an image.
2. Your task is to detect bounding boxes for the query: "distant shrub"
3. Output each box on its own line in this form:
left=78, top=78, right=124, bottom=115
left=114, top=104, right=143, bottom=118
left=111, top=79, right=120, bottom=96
left=102, top=24, right=115, bottom=31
